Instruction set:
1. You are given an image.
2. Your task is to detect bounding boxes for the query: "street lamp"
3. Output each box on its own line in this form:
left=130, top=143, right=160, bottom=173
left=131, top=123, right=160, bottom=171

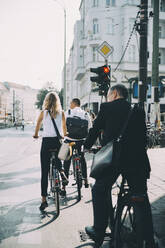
left=53, top=0, right=67, bottom=110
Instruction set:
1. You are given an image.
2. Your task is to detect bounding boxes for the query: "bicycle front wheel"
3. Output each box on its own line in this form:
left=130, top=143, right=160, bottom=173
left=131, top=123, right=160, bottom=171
left=114, top=202, right=144, bottom=248
left=54, top=189, right=60, bottom=216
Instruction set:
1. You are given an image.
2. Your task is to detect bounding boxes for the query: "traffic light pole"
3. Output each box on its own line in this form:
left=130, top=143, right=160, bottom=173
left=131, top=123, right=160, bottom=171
left=151, top=0, right=160, bottom=127
left=138, top=0, right=148, bottom=109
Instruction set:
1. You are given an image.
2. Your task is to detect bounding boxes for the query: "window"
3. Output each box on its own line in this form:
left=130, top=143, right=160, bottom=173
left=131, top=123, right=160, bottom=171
left=124, top=0, right=138, bottom=4
left=92, top=47, right=99, bottom=62
left=106, top=0, right=115, bottom=7
left=121, top=17, right=125, bottom=35
left=79, top=48, right=84, bottom=66
left=128, top=45, right=136, bottom=62
left=159, top=49, right=165, bottom=64
left=159, top=23, right=165, bottom=38
left=93, top=19, right=99, bottom=34
left=160, top=0, right=165, bottom=12
left=159, top=26, right=162, bottom=38
left=129, top=18, right=135, bottom=32
left=93, top=0, right=99, bottom=7
left=107, top=18, right=114, bottom=34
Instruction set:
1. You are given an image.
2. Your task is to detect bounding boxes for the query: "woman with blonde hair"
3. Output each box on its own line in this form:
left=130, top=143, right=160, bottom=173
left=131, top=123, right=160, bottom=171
left=33, top=92, right=68, bottom=211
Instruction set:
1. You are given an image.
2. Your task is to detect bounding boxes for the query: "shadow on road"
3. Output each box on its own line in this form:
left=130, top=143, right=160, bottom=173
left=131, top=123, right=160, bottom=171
left=0, top=177, right=40, bottom=190
left=0, top=198, right=58, bottom=243
left=0, top=167, right=40, bottom=190
left=0, top=167, right=40, bottom=180
left=74, top=242, right=95, bottom=247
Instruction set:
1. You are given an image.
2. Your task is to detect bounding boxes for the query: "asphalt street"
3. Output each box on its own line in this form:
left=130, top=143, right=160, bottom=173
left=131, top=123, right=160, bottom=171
left=0, top=126, right=165, bottom=248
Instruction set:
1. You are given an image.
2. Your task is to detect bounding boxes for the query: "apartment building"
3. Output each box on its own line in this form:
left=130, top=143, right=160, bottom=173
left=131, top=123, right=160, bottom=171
left=65, top=0, right=165, bottom=114
left=0, top=81, right=39, bottom=123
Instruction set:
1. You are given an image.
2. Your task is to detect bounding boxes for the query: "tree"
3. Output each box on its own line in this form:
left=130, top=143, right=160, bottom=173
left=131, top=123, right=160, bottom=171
left=59, top=88, right=64, bottom=108
left=35, top=84, right=63, bottom=110
left=35, top=88, right=49, bottom=110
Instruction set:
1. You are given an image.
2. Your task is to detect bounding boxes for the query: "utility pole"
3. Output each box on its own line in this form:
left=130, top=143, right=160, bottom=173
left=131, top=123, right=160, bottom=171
left=63, top=8, right=67, bottom=110
left=13, top=90, right=15, bottom=123
left=138, top=0, right=148, bottom=109
left=22, top=100, right=24, bottom=120
left=151, top=0, right=160, bottom=127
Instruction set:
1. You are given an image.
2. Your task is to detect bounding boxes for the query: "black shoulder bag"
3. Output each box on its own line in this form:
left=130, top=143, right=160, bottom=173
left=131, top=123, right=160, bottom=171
left=90, top=107, right=133, bottom=180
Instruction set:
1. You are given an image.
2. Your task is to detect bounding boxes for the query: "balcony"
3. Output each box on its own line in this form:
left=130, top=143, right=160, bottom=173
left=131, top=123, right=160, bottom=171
left=160, top=11, right=165, bottom=20
left=159, top=38, right=165, bottom=48
left=88, top=34, right=101, bottom=41
left=79, top=39, right=87, bottom=48
left=75, top=66, right=86, bottom=80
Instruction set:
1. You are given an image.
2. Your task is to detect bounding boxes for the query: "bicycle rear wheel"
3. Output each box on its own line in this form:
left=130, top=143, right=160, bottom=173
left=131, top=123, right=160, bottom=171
left=75, top=160, right=82, bottom=201
left=114, top=201, right=144, bottom=248
left=53, top=168, right=60, bottom=216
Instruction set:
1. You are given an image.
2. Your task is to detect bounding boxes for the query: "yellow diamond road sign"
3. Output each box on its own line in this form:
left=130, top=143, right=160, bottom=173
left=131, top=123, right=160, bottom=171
left=97, top=41, right=114, bottom=58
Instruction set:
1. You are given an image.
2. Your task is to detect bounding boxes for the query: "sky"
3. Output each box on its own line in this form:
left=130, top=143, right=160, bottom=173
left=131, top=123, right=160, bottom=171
left=0, top=0, right=81, bottom=90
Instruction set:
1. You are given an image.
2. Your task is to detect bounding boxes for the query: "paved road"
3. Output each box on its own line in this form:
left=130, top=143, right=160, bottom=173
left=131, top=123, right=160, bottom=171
left=0, top=127, right=165, bottom=248
left=0, top=127, right=99, bottom=248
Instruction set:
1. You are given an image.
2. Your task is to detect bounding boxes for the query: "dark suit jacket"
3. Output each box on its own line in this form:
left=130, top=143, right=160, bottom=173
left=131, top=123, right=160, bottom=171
left=84, top=98, right=151, bottom=178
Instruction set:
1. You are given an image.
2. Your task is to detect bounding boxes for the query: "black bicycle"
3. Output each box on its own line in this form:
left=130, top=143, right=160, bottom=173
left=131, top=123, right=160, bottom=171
left=48, top=149, right=61, bottom=216
left=71, top=145, right=84, bottom=201
left=106, top=176, right=159, bottom=248
left=110, top=177, right=143, bottom=248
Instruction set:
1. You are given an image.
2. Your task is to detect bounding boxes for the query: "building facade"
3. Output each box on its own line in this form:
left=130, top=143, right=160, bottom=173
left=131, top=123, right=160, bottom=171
left=0, top=82, right=39, bottom=124
left=65, top=0, right=165, bottom=114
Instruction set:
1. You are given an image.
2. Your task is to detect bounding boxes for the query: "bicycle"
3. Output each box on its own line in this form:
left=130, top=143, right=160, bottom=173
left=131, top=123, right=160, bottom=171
left=48, top=148, right=61, bottom=216
left=88, top=147, right=158, bottom=248
left=71, top=143, right=84, bottom=201
left=108, top=176, right=159, bottom=248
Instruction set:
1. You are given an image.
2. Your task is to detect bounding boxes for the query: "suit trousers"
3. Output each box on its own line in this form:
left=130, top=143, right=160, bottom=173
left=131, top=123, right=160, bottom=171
left=40, top=137, right=62, bottom=197
left=92, top=167, right=155, bottom=243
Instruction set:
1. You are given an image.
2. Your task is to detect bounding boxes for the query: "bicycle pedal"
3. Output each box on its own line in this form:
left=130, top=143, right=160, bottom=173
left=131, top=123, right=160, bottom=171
left=78, top=230, right=89, bottom=242
left=105, top=232, right=113, bottom=238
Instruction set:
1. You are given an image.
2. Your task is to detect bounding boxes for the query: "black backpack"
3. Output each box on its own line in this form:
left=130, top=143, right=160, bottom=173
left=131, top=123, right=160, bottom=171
left=66, top=110, right=88, bottom=139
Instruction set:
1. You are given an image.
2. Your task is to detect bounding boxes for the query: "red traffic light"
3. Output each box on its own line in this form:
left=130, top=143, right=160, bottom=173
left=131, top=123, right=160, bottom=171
left=103, top=66, right=110, bottom=74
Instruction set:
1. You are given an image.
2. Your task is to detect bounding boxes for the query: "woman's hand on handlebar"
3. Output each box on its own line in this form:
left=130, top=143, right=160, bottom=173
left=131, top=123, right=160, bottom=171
left=33, top=135, right=39, bottom=139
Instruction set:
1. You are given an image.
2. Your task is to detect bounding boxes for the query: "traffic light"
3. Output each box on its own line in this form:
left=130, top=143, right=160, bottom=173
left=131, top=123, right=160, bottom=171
left=90, top=65, right=110, bottom=84
left=90, top=65, right=111, bottom=96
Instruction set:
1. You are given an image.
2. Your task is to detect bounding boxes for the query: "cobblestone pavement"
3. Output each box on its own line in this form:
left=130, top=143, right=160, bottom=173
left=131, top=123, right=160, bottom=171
left=147, top=148, right=165, bottom=248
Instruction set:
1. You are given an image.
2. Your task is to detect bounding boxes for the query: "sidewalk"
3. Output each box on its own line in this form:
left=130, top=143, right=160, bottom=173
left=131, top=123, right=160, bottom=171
left=147, top=148, right=165, bottom=248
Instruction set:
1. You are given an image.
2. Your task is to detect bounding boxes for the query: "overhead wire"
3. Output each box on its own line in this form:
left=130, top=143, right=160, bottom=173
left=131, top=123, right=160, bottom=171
left=113, top=10, right=140, bottom=73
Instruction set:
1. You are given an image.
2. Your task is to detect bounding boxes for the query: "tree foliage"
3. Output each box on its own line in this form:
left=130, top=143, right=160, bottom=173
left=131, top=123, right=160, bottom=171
left=35, top=83, right=64, bottom=110
left=35, top=88, right=49, bottom=110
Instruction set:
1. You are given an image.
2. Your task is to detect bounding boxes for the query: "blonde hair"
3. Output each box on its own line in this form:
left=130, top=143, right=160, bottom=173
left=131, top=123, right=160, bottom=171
left=42, top=92, right=62, bottom=118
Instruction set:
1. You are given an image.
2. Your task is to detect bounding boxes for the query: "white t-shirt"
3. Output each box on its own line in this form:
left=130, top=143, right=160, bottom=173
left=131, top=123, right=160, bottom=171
left=42, top=110, right=63, bottom=138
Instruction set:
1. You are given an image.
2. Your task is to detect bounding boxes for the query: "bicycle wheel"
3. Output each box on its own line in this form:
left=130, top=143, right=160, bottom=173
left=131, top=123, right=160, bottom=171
left=114, top=201, right=144, bottom=248
left=75, top=160, right=82, bottom=201
left=53, top=167, right=60, bottom=216
left=49, top=163, right=54, bottom=194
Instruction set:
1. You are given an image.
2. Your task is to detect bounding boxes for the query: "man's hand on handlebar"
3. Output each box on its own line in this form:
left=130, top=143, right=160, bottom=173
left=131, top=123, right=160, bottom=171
left=84, top=145, right=101, bottom=154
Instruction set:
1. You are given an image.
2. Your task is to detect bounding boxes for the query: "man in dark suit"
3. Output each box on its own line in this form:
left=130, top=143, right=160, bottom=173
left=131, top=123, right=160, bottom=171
left=84, top=84, right=156, bottom=247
